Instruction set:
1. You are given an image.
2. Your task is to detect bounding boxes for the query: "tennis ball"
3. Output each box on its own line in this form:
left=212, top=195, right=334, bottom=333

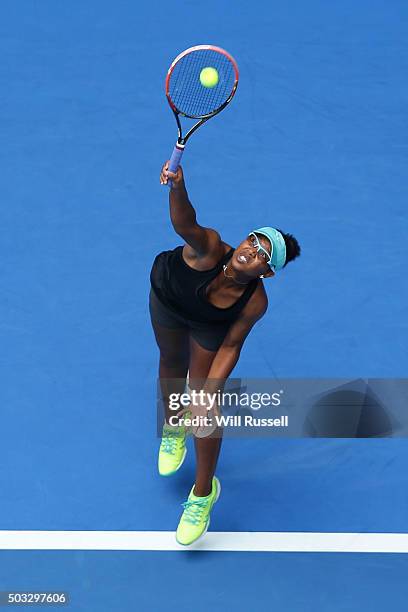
left=199, top=67, right=219, bottom=88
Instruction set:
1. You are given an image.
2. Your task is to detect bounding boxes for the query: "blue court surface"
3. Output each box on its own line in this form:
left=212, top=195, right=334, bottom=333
left=1, top=0, right=408, bottom=610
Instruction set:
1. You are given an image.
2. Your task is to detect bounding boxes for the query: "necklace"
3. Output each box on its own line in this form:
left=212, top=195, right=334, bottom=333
left=223, top=264, right=249, bottom=285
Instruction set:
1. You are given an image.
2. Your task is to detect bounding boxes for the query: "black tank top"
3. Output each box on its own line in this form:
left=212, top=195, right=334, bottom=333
left=150, top=245, right=259, bottom=325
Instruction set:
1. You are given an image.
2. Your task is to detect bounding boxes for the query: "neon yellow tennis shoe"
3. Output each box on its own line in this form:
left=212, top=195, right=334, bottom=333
left=176, top=476, right=221, bottom=546
left=158, top=422, right=187, bottom=476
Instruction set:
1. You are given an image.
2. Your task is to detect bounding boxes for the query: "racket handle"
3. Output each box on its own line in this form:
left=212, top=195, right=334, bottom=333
left=167, top=144, right=184, bottom=189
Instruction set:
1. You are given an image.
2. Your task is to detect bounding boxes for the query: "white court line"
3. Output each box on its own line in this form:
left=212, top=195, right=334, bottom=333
left=0, top=531, right=408, bottom=553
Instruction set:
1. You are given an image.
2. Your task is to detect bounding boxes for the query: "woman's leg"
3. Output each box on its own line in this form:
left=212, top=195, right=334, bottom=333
left=149, top=290, right=190, bottom=423
left=188, top=336, right=223, bottom=497
left=151, top=319, right=190, bottom=424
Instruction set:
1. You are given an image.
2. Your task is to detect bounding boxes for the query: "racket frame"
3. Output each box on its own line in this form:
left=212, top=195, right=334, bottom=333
left=165, top=45, right=239, bottom=185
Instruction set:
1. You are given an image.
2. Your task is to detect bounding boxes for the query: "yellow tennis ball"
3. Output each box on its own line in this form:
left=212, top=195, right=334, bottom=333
left=199, top=67, right=219, bottom=88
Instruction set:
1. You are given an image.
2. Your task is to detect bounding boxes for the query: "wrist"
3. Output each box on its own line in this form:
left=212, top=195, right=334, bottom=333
left=170, top=181, right=185, bottom=192
left=203, top=378, right=227, bottom=395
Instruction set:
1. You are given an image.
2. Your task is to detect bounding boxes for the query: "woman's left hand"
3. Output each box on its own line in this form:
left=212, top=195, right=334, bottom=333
left=177, top=394, right=220, bottom=438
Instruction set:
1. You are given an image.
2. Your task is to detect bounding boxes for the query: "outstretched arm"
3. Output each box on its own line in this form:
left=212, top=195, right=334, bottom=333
left=160, top=161, right=222, bottom=258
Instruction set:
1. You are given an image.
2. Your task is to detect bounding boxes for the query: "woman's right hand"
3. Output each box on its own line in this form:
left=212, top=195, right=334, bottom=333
left=160, top=161, right=184, bottom=188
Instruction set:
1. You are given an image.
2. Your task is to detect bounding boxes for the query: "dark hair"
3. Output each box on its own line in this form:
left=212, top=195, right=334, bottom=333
left=277, top=229, right=301, bottom=267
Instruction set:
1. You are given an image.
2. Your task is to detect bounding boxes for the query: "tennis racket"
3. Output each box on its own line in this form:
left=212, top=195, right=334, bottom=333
left=165, top=44, right=239, bottom=188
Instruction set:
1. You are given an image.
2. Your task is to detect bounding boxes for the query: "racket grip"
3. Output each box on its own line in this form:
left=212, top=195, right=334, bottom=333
left=167, top=144, right=184, bottom=189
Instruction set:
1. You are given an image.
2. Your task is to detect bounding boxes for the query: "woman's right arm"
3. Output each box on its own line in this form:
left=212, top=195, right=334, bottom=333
left=160, top=161, right=222, bottom=258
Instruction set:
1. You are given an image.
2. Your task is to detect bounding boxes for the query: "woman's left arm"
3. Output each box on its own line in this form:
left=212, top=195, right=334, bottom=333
left=204, top=290, right=268, bottom=393
left=184, top=289, right=267, bottom=437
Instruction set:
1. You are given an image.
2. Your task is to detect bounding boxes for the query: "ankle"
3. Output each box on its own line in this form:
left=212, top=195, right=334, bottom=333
left=193, top=485, right=212, bottom=498
left=164, top=420, right=185, bottom=430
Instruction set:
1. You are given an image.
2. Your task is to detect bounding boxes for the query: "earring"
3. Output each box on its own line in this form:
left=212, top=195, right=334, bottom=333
left=259, top=274, right=264, bottom=279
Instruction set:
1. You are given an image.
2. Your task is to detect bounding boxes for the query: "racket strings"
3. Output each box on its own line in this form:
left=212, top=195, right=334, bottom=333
left=168, top=49, right=236, bottom=118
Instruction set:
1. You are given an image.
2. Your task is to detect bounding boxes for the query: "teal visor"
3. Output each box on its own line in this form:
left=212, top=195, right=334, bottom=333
left=252, top=227, right=286, bottom=272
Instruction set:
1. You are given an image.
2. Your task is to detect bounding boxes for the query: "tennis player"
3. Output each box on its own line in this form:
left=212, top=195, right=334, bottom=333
left=150, top=161, right=301, bottom=545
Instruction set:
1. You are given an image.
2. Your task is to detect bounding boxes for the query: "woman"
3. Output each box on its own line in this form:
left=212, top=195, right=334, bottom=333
left=149, top=161, right=301, bottom=546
